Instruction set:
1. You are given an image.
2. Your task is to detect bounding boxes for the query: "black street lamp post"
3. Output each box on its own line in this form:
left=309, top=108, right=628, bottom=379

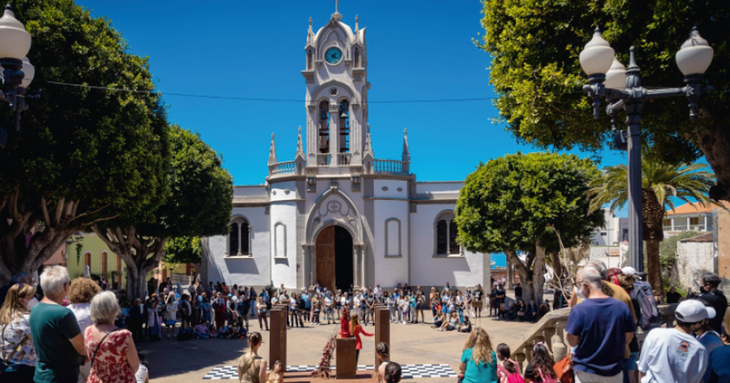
left=579, top=27, right=714, bottom=272
left=0, top=3, right=34, bottom=149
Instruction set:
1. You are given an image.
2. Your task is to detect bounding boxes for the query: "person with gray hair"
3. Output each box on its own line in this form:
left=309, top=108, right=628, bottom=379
left=84, top=291, right=140, bottom=382
left=29, top=266, right=87, bottom=382
left=565, top=267, right=636, bottom=383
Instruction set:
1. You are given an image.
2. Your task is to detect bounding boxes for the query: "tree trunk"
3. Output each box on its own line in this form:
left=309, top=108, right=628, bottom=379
left=642, top=188, right=665, bottom=297
left=549, top=250, right=562, bottom=287
left=646, top=239, right=664, bottom=297
left=92, top=225, right=168, bottom=301
left=504, top=248, right=546, bottom=306
left=696, top=107, right=730, bottom=202
left=533, top=245, right=547, bottom=306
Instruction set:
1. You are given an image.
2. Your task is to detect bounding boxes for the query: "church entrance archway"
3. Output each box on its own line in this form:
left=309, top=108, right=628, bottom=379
left=315, top=226, right=354, bottom=292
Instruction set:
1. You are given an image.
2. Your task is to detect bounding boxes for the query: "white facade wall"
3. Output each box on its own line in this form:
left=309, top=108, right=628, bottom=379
left=204, top=206, right=270, bottom=288
left=270, top=182, right=299, bottom=289
left=677, top=240, right=714, bottom=290
left=373, top=200, right=409, bottom=288
left=409, top=203, right=489, bottom=288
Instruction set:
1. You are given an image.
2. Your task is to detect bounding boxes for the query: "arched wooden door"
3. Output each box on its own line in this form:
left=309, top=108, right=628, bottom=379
left=316, top=226, right=336, bottom=292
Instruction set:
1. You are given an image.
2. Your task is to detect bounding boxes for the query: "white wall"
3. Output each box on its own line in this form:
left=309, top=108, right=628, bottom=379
left=270, top=201, right=298, bottom=289
left=373, top=199, right=409, bottom=288
left=677, top=240, right=714, bottom=291
left=409, top=203, right=489, bottom=288
left=203, top=206, right=270, bottom=288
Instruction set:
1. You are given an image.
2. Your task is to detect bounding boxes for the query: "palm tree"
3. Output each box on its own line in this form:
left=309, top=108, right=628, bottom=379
left=588, top=156, right=715, bottom=296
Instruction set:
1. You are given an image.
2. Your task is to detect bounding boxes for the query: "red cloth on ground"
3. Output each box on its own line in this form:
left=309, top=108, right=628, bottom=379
left=350, top=324, right=372, bottom=350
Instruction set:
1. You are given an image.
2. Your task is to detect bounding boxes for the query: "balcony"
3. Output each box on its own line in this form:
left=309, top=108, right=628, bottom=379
left=373, top=159, right=403, bottom=173
left=271, top=161, right=295, bottom=175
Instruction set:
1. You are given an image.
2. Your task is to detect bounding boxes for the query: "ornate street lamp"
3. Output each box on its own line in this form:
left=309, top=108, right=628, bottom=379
left=580, top=27, right=714, bottom=272
left=0, top=3, right=33, bottom=148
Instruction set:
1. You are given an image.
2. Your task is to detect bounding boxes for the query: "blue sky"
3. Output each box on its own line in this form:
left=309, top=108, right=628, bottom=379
left=73, top=1, right=628, bottom=208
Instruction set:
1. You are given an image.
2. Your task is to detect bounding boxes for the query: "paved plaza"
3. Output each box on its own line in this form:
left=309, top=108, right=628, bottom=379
left=141, top=314, right=534, bottom=383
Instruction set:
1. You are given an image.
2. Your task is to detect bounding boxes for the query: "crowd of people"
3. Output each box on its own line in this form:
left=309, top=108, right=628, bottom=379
left=0, top=266, right=149, bottom=383
left=1, top=261, right=729, bottom=383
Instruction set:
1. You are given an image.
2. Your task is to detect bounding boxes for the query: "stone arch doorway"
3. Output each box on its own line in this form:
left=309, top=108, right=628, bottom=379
left=315, top=225, right=354, bottom=292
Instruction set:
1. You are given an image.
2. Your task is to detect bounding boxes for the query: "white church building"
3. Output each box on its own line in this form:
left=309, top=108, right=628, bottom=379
left=201, top=7, right=491, bottom=292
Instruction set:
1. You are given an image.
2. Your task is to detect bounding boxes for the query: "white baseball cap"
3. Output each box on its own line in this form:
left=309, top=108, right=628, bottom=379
left=621, top=266, right=637, bottom=275
left=675, top=299, right=716, bottom=323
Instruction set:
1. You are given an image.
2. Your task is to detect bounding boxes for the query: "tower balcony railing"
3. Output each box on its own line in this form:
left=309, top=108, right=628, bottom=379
left=271, top=161, right=296, bottom=175
left=373, top=159, right=403, bottom=173
left=337, top=153, right=351, bottom=166
left=314, top=154, right=331, bottom=166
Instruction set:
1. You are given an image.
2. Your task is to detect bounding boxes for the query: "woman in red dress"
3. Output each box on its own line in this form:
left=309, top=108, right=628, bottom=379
left=85, top=291, right=139, bottom=383
left=349, top=315, right=372, bottom=365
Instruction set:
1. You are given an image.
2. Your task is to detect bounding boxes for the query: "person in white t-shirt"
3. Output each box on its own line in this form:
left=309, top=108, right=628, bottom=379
left=638, top=299, right=711, bottom=383
left=324, top=292, right=335, bottom=325
left=374, top=285, right=383, bottom=300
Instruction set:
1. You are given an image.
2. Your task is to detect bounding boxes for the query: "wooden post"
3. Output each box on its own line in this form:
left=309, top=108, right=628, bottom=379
left=269, top=306, right=287, bottom=373
left=336, top=336, right=357, bottom=379
left=374, top=306, right=390, bottom=368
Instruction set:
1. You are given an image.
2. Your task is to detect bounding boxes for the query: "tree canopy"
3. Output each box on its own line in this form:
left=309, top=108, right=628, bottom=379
left=479, top=0, right=730, bottom=200
left=0, top=0, right=168, bottom=283
left=456, top=152, right=604, bottom=303
left=93, top=125, right=233, bottom=299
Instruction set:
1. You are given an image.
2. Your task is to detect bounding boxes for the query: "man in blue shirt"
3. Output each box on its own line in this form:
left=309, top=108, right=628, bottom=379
left=566, top=267, right=636, bottom=383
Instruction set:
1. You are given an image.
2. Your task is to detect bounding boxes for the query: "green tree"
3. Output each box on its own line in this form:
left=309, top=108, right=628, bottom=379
left=479, top=1, right=730, bottom=200
left=164, top=236, right=202, bottom=265
left=92, top=125, right=232, bottom=299
left=0, top=0, right=169, bottom=284
left=456, top=152, right=604, bottom=303
left=588, top=159, right=714, bottom=295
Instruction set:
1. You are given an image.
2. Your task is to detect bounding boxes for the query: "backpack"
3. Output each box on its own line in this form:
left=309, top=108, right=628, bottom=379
left=631, top=281, right=661, bottom=330
left=497, top=364, right=525, bottom=383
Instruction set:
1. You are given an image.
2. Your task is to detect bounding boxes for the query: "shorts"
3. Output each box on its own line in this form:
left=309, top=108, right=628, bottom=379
left=624, top=352, right=638, bottom=370
left=472, top=301, right=483, bottom=308
left=165, top=319, right=177, bottom=326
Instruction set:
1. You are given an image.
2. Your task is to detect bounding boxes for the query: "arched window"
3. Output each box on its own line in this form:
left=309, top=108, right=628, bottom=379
left=435, top=212, right=461, bottom=256
left=229, top=217, right=251, bottom=256
left=354, top=48, right=360, bottom=68
left=307, top=49, right=313, bottom=70
left=338, top=100, right=350, bottom=154
left=319, top=100, right=330, bottom=154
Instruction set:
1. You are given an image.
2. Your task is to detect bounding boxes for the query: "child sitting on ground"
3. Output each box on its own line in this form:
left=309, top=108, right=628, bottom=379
left=459, top=316, right=472, bottom=333
left=267, top=360, right=282, bottom=383
left=431, top=309, right=444, bottom=328
left=216, top=325, right=232, bottom=339
left=193, top=323, right=210, bottom=339
left=229, top=324, right=248, bottom=339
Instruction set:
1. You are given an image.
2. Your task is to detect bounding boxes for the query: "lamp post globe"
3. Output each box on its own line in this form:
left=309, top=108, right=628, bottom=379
left=605, top=58, right=627, bottom=90
left=20, top=56, right=33, bottom=89
left=579, top=28, right=615, bottom=81
left=676, top=27, right=714, bottom=76
left=0, top=4, right=31, bottom=66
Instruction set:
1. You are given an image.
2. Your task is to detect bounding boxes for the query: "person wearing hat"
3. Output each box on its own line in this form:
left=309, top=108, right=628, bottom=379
left=637, top=299, right=710, bottom=383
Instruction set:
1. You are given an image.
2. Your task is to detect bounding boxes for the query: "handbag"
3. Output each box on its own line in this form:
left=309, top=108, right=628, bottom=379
left=90, top=328, right=121, bottom=369
left=553, top=354, right=574, bottom=383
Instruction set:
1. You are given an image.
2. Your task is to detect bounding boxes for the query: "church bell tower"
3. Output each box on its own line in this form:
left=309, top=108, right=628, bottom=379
left=302, top=6, right=368, bottom=167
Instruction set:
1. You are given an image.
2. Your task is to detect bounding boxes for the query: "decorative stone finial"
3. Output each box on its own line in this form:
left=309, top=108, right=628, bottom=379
left=268, top=133, right=277, bottom=165
left=402, top=128, right=410, bottom=163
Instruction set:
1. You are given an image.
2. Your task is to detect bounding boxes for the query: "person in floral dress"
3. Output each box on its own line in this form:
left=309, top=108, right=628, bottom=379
left=85, top=291, right=139, bottom=383
left=0, top=283, right=37, bottom=382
